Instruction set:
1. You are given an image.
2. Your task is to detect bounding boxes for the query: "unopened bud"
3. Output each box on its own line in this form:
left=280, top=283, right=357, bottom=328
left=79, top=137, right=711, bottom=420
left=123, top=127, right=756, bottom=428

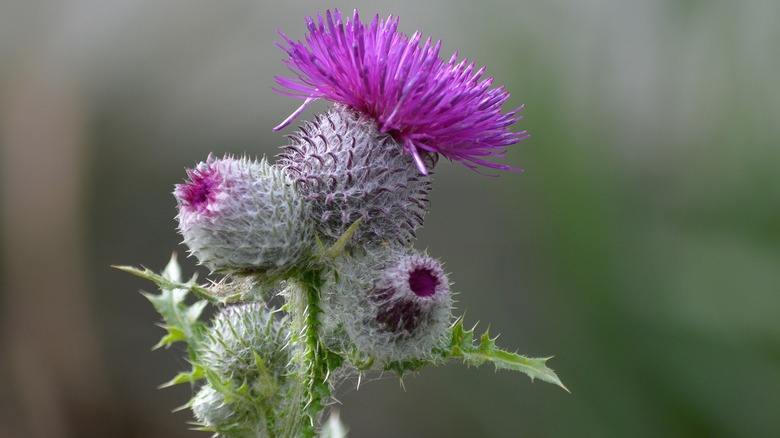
left=325, top=247, right=453, bottom=363
left=199, top=303, right=290, bottom=383
left=174, top=155, right=313, bottom=274
left=279, top=105, right=434, bottom=245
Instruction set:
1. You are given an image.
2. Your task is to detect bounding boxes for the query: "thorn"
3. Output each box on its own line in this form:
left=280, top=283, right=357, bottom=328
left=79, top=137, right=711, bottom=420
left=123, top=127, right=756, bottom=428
left=407, top=142, right=429, bottom=175
left=325, top=217, right=363, bottom=258
left=274, top=97, right=317, bottom=131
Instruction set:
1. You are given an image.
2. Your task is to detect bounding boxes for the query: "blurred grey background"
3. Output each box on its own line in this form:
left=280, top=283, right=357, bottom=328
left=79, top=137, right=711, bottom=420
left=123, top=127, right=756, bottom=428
left=1, top=0, right=779, bottom=437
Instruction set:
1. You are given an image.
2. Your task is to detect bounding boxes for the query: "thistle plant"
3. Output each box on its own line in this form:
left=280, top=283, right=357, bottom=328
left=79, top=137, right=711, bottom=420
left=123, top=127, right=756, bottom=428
left=118, top=9, right=566, bottom=437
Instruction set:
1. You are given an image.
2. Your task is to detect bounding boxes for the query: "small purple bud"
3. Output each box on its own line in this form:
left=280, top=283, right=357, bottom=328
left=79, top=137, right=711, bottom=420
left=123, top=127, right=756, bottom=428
left=372, top=252, right=449, bottom=335
left=322, top=247, right=453, bottom=363
left=174, top=155, right=314, bottom=274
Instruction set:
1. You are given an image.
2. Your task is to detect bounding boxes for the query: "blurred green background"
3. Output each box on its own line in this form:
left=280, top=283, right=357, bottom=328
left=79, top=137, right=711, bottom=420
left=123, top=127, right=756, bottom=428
left=1, top=0, right=778, bottom=437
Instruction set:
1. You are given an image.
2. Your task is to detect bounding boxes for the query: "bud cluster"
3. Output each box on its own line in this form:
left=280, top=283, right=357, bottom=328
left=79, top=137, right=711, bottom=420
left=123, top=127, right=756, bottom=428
left=172, top=103, right=454, bottom=433
left=127, top=9, right=564, bottom=438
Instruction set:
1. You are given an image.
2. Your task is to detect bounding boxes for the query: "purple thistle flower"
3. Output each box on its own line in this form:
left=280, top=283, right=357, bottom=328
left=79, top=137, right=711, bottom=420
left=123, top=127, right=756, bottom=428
left=274, top=9, right=528, bottom=174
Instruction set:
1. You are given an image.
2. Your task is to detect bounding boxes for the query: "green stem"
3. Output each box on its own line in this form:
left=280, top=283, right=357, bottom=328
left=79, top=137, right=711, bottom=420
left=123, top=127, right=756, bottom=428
left=286, top=270, right=335, bottom=437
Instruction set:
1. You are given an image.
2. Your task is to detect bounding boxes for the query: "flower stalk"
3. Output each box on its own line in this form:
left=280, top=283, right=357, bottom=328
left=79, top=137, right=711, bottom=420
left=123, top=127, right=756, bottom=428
left=285, top=272, right=336, bottom=436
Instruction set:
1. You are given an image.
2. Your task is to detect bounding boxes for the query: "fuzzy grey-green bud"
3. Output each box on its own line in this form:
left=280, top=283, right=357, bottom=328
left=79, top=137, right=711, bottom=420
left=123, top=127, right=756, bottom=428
left=175, top=155, right=314, bottom=275
left=193, top=303, right=301, bottom=436
left=199, top=303, right=291, bottom=382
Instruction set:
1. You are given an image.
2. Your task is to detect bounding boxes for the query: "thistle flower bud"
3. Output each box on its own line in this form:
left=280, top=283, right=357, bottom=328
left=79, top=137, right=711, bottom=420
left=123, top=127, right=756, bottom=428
left=174, top=155, right=313, bottom=274
left=194, top=304, right=316, bottom=436
left=199, top=303, right=291, bottom=383
left=324, top=247, right=453, bottom=363
left=278, top=105, right=435, bottom=245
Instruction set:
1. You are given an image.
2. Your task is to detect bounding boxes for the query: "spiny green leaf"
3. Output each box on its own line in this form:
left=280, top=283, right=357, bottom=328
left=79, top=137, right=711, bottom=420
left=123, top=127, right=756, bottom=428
left=384, top=357, right=432, bottom=376
left=324, top=350, right=344, bottom=372
left=203, top=369, right=256, bottom=408
left=139, top=288, right=207, bottom=347
left=448, top=318, right=568, bottom=392
left=122, top=256, right=210, bottom=349
left=152, top=326, right=186, bottom=350
left=159, top=366, right=204, bottom=388
left=204, top=368, right=230, bottom=392
left=186, top=300, right=208, bottom=323
left=253, top=351, right=278, bottom=399
left=120, top=255, right=212, bottom=396
left=162, top=252, right=183, bottom=282
left=113, top=262, right=218, bottom=304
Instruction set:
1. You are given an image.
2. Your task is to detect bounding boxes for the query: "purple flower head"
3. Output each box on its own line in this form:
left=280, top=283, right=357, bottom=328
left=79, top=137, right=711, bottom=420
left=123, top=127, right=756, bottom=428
left=274, top=9, right=528, bottom=174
